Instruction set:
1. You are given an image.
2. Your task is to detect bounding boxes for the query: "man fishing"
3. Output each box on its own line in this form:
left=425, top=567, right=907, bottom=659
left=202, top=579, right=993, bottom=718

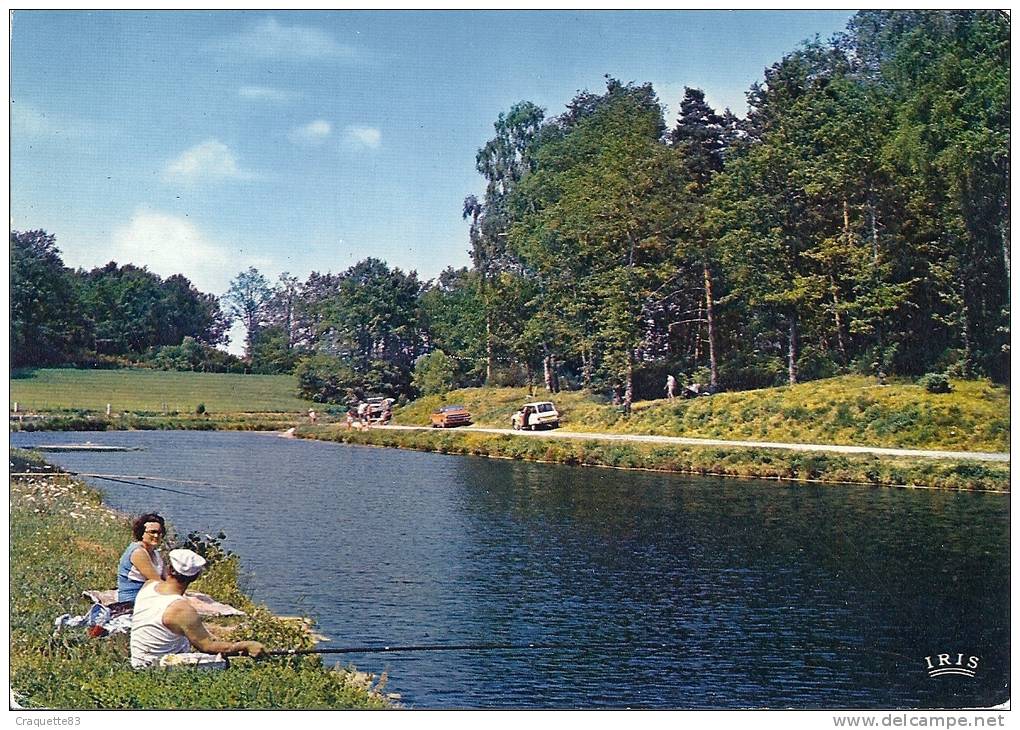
left=130, top=548, right=264, bottom=668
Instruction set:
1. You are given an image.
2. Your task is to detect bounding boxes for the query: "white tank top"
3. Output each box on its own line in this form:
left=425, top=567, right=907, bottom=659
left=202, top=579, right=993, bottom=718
left=127, top=549, right=164, bottom=584
left=129, top=582, right=192, bottom=668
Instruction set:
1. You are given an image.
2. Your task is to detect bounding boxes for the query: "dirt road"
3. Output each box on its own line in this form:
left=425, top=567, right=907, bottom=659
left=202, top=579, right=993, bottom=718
left=381, top=424, right=1009, bottom=462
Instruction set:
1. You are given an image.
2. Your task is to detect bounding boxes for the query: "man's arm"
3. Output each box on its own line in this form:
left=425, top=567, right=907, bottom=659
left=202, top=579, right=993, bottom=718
left=130, top=547, right=163, bottom=582
left=163, top=599, right=264, bottom=658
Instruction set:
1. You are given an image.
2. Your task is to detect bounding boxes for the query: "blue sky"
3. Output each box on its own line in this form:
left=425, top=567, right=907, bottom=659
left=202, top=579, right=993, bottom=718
left=10, top=10, right=854, bottom=352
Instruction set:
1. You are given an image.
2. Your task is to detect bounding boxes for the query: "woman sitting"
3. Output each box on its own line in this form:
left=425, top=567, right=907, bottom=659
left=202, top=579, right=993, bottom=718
left=117, top=513, right=167, bottom=603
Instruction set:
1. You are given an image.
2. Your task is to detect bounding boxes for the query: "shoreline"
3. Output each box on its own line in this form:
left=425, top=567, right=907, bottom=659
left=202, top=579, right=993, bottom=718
left=293, top=425, right=1011, bottom=493
left=11, top=415, right=1010, bottom=492
left=8, top=450, right=394, bottom=709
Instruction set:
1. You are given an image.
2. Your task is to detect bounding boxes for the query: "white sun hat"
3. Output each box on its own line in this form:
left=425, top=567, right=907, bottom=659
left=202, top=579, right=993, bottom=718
left=168, top=549, right=207, bottom=577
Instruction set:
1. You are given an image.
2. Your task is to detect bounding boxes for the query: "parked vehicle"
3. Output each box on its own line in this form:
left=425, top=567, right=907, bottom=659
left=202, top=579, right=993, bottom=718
left=363, top=397, right=394, bottom=423
left=430, top=404, right=472, bottom=428
left=511, top=401, right=560, bottom=430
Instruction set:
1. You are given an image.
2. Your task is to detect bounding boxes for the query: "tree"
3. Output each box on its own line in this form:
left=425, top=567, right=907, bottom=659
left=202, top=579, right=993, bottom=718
left=223, top=267, right=272, bottom=361
left=465, top=100, right=546, bottom=383
left=265, top=273, right=301, bottom=352
left=412, top=350, right=457, bottom=395
left=250, top=326, right=299, bottom=374
left=510, top=79, right=683, bottom=409
left=418, top=267, right=487, bottom=386
left=294, top=354, right=362, bottom=404
left=669, top=87, right=741, bottom=389
left=159, top=274, right=230, bottom=348
left=314, top=258, right=424, bottom=397
left=878, top=10, right=1010, bottom=378
left=10, top=230, right=81, bottom=366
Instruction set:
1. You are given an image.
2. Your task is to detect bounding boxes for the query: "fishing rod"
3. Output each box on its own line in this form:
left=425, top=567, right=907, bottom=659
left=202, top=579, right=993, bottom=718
left=84, top=474, right=207, bottom=499
left=14, top=469, right=224, bottom=488
left=268, top=641, right=675, bottom=657
left=11, top=470, right=205, bottom=499
left=73, top=472, right=228, bottom=487
left=266, top=639, right=915, bottom=663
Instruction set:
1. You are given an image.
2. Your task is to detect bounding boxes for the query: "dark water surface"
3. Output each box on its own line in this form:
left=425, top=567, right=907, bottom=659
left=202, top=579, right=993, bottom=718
left=12, top=430, right=1009, bottom=708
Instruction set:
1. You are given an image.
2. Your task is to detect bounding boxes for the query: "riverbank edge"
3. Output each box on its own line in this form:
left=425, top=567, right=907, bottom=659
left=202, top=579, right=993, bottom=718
left=296, top=426, right=1010, bottom=492
left=10, top=413, right=295, bottom=432
left=9, top=449, right=394, bottom=709
left=12, top=414, right=1010, bottom=491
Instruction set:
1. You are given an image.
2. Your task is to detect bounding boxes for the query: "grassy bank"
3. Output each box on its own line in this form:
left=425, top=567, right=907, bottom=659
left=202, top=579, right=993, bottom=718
left=11, top=369, right=1009, bottom=454
left=9, top=449, right=391, bottom=709
left=394, top=376, right=1010, bottom=453
left=10, top=368, right=314, bottom=414
left=11, top=412, right=303, bottom=433
left=301, top=426, right=1010, bottom=492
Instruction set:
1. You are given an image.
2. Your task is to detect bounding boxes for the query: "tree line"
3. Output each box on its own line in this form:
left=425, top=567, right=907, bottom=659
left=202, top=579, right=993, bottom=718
left=10, top=229, right=232, bottom=370
left=11, top=11, right=1009, bottom=408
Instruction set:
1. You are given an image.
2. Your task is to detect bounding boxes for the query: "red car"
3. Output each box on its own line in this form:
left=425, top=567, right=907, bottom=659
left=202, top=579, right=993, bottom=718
left=430, top=405, right=472, bottom=428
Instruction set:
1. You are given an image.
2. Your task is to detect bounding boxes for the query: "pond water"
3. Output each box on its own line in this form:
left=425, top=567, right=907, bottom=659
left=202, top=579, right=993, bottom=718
left=11, top=430, right=1009, bottom=709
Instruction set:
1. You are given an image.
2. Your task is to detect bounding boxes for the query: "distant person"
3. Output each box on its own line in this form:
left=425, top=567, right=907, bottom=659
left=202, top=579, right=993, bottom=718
left=117, top=513, right=167, bottom=604
left=130, top=549, right=264, bottom=668
left=308, top=408, right=318, bottom=423
left=666, top=374, right=677, bottom=400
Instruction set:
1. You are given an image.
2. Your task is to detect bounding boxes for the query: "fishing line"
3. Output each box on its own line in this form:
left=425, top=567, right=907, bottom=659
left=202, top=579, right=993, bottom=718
left=73, top=473, right=229, bottom=488
left=268, top=641, right=676, bottom=657
left=83, top=474, right=206, bottom=499
left=266, top=639, right=915, bottom=664
left=10, top=469, right=207, bottom=498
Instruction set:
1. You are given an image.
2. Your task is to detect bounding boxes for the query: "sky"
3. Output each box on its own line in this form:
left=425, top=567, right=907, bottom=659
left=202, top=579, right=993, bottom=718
left=10, top=10, right=855, bottom=353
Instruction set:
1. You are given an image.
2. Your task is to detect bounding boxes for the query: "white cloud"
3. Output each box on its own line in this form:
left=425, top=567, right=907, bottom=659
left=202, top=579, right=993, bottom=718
left=11, top=101, right=90, bottom=140
left=163, top=140, right=250, bottom=183
left=344, top=125, right=382, bottom=150
left=219, top=17, right=355, bottom=61
left=288, top=119, right=333, bottom=145
left=107, top=211, right=245, bottom=295
left=238, top=85, right=295, bottom=102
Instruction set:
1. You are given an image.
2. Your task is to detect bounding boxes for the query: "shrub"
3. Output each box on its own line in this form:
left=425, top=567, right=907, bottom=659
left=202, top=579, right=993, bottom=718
left=412, top=350, right=457, bottom=396
left=294, top=355, right=362, bottom=404
left=195, top=402, right=206, bottom=415
left=918, top=372, right=952, bottom=394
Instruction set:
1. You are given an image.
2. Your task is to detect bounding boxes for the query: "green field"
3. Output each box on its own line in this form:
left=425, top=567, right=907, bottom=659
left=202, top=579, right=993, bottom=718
left=9, top=368, right=1010, bottom=453
left=10, top=368, right=314, bottom=414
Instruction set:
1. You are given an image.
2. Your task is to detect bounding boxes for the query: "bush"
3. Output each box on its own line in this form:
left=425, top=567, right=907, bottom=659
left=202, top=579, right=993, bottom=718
left=294, top=355, right=362, bottom=404
left=145, top=338, right=246, bottom=373
left=195, top=402, right=206, bottom=415
left=918, top=372, right=953, bottom=394
left=412, top=350, right=456, bottom=395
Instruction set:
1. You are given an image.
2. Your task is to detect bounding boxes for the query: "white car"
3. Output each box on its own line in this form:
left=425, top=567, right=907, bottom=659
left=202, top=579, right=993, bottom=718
left=511, top=401, right=560, bottom=430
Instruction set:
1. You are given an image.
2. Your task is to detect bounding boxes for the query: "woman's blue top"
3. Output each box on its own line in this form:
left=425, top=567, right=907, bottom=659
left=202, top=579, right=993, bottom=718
left=116, top=542, right=164, bottom=603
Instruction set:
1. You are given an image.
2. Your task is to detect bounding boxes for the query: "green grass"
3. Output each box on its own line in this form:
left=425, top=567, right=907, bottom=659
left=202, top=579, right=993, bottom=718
left=10, top=368, right=315, bottom=414
left=9, top=453, right=391, bottom=709
left=302, top=426, right=1010, bottom=492
left=393, top=376, right=1010, bottom=453
left=8, top=369, right=1010, bottom=453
